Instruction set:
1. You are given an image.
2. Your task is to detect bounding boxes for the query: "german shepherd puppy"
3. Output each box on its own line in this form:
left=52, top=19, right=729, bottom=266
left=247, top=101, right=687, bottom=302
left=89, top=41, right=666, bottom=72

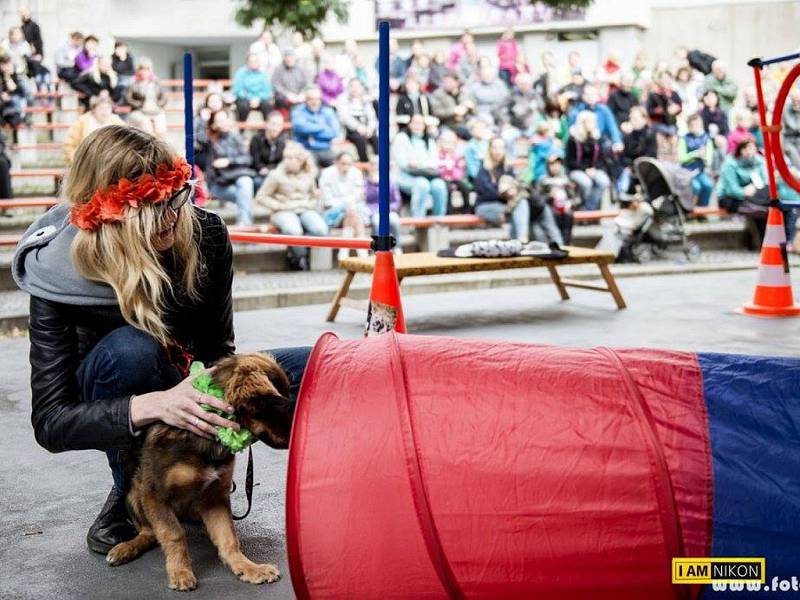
left=106, top=353, right=293, bottom=591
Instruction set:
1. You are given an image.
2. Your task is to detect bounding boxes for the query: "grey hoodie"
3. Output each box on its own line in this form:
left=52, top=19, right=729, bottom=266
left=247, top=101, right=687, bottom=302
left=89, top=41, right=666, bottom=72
left=12, top=203, right=117, bottom=306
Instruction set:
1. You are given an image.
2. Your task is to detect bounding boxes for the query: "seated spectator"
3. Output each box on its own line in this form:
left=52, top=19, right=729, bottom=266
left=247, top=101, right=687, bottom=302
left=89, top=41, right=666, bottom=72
left=124, top=58, right=167, bottom=140
left=337, top=78, right=377, bottom=162
left=255, top=141, right=328, bottom=270
left=778, top=166, right=800, bottom=253
left=506, top=72, right=543, bottom=136
left=716, top=137, right=767, bottom=213
left=291, top=85, right=339, bottom=168
left=54, top=31, right=83, bottom=84
left=438, top=129, right=472, bottom=214
left=457, top=42, right=480, bottom=84
left=496, top=26, right=519, bottom=87
left=249, top=29, right=282, bottom=76
left=674, top=65, right=701, bottom=117
left=618, top=106, right=657, bottom=194
left=395, top=74, right=436, bottom=132
left=19, top=8, right=45, bottom=84
left=429, top=71, right=474, bottom=139
left=112, top=41, right=135, bottom=90
left=631, top=51, right=652, bottom=98
left=233, top=53, right=273, bottom=121
left=699, top=89, right=729, bottom=138
left=64, top=95, right=124, bottom=163
left=205, top=110, right=256, bottom=226
left=315, top=53, right=344, bottom=107
left=448, top=30, right=474, bottom=71
left=535, top=154, right=574, bottom=244
left=607, top=72, right=639, bottom=126
left=703, top=60, right=738, bottom=113
left=468, top=63, right=510, bottom=127
left=393, top=113, right=448, bottom=217
left=678, top=113, right=714, bottom=207
left=72, top=56, right=122, bottom=110
left=75, top=34, right=98, bottom=74
left=783, top=88, right=800, bottom=169
left=646, top=70, right=683, bottom=160
left=709, top=132, right=728, bottom=181
left=594, top=50, right=622, bottom=99
left=272, top=48, right=308, bottom=110
left=526, top=120, right=561, bottom=186
left=0, top=131, right=12, bottom=199
left=534, top=51, right=558, bottom=99
left=407, top=52, right=432, bottom=91
left=473, top=137, right=531, bottom=241
left=388, top=37, right=409, bottom=92
left=194, top=92, right=228, bottom=171
left=0, top=56, right=27, bottom=127
left=249, top=110, right=286, bottom=189
left=464, top=117, right=492, bottom=180
left=566, top=111, right=610, bottom=211
left=558, top=68, right=587, bottom=109
left=568, top=84, right=623, bottom=152
left=4, top=26, right=48, bottom=94
left=364, top=156, right=402, bottom=253
left=353, top=53, right=378, bottom=101
left=560, top=50, right=584, bottom=88
left=335, top=39, right=359, bottom=83
left=428, top=50, right=449, bottom=91
left=319, top=152, right=370, bottom=260
left=727, top=109, right=755, bottom=155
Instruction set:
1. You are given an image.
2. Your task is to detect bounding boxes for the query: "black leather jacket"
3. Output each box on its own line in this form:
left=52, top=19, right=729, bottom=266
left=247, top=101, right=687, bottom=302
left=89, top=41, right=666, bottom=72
left=27, top=208, right=234, bottom=453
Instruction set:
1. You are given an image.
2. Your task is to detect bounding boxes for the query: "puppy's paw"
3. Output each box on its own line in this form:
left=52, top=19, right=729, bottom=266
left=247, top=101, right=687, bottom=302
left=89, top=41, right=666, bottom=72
left=237, top=562, right=280, bottom=584
left=106, top=541, right=137, bottom=566
left=168, top=568, right=198, bottom=591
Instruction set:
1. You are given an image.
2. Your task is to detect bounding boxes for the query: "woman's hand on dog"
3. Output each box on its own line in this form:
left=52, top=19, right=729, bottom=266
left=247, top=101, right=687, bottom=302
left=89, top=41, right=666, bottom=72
left=130, top=368, right=241, bottom=439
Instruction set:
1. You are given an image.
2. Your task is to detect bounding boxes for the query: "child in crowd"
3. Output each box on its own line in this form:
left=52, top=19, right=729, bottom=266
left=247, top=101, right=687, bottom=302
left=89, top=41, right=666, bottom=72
left=678, top=113, right=714, bottom=207
left=496, top=27, right=518, bottom=87
left=699, top=89, right=729, bottom=138
left=464, top=117, right=491, bottom=180
left=437, top=129, right=473, bottom=214
left=526, top=120, right=559, bottom=185
left=535, top=154, right=575, bottom=244
left=364, top=156, right=403, bottom=253
left=319, top=152, right=370, bottom=260
left=726, top=109, right=754, bottom=155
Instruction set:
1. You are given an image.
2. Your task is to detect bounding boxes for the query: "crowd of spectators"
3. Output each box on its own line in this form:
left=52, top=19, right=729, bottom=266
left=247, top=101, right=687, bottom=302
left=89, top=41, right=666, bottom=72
left=1, top=10, right=799, bottom=261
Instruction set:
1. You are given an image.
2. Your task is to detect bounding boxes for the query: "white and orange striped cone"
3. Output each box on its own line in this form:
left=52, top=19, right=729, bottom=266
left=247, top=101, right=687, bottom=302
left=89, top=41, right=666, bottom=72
left=739, top=205, right=800, bottom=317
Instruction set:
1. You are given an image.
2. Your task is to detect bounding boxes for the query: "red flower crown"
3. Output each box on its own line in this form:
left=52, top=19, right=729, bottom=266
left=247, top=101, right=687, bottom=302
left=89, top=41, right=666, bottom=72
left=70, top=157, right=192, bottom=231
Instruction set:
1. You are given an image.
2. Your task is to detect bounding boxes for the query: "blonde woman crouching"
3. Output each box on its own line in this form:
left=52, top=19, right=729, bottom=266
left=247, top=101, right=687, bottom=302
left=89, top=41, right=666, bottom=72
left=13, top=125, right=310, bottom=554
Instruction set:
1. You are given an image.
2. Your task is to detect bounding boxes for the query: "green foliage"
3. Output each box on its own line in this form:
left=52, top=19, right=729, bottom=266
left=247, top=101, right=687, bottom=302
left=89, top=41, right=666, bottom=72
left=235, top=0, right=349, bottom=39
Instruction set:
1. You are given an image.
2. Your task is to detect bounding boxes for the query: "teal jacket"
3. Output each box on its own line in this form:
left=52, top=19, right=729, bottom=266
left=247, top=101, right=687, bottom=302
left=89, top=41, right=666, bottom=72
left=232, top=67, right=272, bottom=102
left=715, top=155, right=767, bottom=201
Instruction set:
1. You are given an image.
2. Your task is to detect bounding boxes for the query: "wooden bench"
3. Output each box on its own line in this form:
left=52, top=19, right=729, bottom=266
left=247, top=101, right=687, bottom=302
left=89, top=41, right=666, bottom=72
left=396, top=214, right=486, bottom=252
left=326, top=248, right=626, bottom=323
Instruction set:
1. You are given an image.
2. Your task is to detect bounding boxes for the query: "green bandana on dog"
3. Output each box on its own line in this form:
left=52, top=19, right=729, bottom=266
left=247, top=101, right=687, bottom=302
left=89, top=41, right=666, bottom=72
left=190, top=361, right=255, bottom=453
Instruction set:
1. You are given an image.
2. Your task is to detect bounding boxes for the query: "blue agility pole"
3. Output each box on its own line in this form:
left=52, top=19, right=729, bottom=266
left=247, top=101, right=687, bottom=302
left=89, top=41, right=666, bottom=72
left=375, top=21, right=392, bottom=248
left=748, top=51, right=800, bottom=68
left=183, top=52, right=194, bottom=169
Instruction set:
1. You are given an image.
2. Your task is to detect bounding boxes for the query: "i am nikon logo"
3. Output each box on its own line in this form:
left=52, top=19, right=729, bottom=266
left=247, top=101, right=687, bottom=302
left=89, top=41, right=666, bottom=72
left=672, top=558, right=765, bottom=584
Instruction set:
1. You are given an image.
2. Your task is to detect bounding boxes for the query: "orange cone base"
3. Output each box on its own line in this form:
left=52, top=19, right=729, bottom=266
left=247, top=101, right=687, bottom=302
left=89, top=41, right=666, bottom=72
left=365, top=251, right=406, bottom=335
left=738, top=302, right=800, bottom=318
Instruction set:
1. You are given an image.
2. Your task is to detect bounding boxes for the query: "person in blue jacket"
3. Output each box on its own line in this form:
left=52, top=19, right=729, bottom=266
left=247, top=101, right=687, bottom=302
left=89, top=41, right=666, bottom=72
left=567, top=84, right=623, bottom=152
left=291, top=86, right=340, bottom=168
left=232, top=53, right=273, bottom=122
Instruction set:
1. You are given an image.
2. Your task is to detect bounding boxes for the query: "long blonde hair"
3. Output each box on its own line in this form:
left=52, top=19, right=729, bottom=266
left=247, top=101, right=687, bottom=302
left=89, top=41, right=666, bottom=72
left=570, top=110, right=600, bottom=143
left=68, top=125, right=200, bottom=346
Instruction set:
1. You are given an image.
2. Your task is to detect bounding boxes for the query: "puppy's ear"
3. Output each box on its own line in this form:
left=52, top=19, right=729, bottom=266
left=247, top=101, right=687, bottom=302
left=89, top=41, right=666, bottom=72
left=223, top=367, right=281, bottom=409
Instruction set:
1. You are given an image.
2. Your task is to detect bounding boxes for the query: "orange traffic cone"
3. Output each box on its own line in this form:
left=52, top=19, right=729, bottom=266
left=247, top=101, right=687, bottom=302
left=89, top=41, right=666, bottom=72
left=740, top=205, right=800, bottom=317
left=365, top=251, right=406, bottom=336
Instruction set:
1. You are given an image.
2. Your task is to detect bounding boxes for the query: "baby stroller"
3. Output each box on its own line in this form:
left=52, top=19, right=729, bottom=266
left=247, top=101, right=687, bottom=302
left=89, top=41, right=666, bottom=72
left=599, top=157, right=700, bottom=263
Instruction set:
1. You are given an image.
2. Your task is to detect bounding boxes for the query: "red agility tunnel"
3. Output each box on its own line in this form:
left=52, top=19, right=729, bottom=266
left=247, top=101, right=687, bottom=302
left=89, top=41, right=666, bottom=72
left=286, top=333, right=723, bottom=599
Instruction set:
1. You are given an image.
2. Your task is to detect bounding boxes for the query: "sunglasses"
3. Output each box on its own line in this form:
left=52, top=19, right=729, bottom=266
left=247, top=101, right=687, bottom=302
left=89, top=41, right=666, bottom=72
left=156, top=182, right=195, bottom=215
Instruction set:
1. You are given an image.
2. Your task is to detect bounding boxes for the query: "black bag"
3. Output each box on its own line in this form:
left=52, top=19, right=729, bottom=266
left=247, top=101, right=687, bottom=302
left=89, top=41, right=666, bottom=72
left=687, top=50, right=716, bottom=75
left=407, top=167, right=440, bottom=179
left=215, top=167, right=257, bottom=186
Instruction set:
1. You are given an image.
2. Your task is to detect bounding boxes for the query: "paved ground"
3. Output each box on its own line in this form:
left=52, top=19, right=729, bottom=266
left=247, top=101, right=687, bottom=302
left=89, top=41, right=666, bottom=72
left=1, top=269, right=799, bottom=600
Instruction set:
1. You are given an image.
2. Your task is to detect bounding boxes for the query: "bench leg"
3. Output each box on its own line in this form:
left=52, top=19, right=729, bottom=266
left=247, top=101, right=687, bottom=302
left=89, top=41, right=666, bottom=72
left=598, top=263, right=627, bottom=309
left=326, top=271, right=355, bottom=322
left=547, top=265, right=570, bottom=301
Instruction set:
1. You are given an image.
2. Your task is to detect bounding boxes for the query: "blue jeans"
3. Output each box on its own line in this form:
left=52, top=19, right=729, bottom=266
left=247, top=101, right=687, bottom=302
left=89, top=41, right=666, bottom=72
left=692, top=172, right=713, bottom=207
left=271, top=210, right=329, bottom=259
left=210, top=175, right=254, bottom=226
left=569, top=169, right=610, bottom=211
left=475, top=198, right=531, bottom=241
left=78, top=325, right=312, bottom=493
left=397, top=172, right=448, bottom=217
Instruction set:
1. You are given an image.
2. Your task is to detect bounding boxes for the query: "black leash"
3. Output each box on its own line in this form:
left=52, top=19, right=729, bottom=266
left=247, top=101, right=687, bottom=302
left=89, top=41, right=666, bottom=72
left=231, top=446, right=254, bottom=520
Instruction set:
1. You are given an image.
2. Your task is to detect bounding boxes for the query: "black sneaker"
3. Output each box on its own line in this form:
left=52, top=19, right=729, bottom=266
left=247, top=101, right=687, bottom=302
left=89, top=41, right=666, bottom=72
left=86, top=487, right=137, bottom=554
